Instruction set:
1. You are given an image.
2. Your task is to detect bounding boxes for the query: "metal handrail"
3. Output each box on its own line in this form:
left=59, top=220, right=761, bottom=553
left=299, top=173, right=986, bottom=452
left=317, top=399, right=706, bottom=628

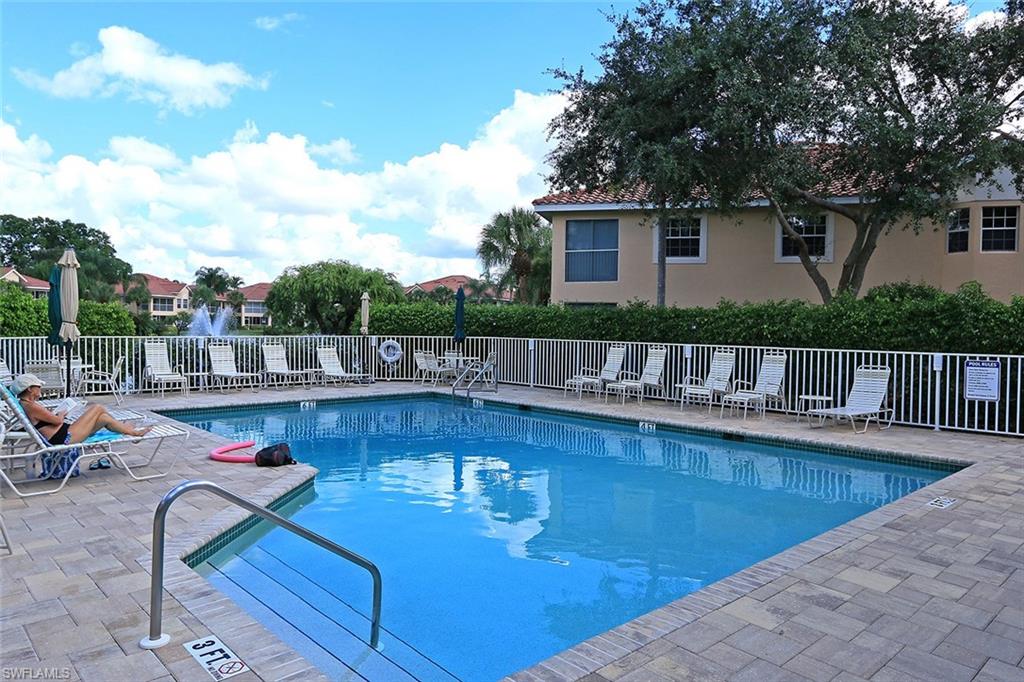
left=139, top=479, right=382, bottom=650
left=452, top=353, right=497, bottom=397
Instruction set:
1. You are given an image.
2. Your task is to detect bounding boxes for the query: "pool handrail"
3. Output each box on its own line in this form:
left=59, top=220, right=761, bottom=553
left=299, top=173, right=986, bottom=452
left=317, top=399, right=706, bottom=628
left=139, top=479, right=382, bottom=650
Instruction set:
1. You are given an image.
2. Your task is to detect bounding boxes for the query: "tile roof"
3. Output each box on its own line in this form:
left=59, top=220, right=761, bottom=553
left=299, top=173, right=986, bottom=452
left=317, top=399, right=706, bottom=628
left=404, top=274, right=513, bottom=302
left=532, top=144, right=873, bottom=207
left=1, top=266, right=51, bottom=291
left=237, top=282, right=272, bottom=301
left=114, top=273, right=190, bottom=297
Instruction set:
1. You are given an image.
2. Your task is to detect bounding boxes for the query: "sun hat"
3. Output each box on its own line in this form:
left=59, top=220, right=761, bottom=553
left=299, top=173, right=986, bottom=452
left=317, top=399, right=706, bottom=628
left=11, top=373, right=45, bottom=396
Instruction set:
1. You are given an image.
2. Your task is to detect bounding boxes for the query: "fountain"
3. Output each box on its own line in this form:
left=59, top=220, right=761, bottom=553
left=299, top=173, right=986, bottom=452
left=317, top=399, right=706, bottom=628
left=187, top=304, right=235, bottom=337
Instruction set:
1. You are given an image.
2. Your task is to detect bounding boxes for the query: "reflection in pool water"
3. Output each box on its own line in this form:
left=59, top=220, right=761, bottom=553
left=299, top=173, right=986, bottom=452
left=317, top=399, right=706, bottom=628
left=178, top=397, right=946, bottom=681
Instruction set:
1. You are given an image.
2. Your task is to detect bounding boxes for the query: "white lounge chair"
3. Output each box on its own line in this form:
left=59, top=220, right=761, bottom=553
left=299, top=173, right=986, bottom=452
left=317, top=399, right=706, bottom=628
left=75, top=356, right=127, bottom=404
left=677, top=348, right=735, bottom=413
left=144, top=341, right=189, bottom=396
left=605, top=346, right=667, bottom=404
left=412, top=351, right=428, bottom=384
left=720, top=351, right=787, bottom=419
left=564, top=345, right=626, bottom=399
left=422, top=351, right=457, bottom=386
left=0, top=385, right=188, bottom=498
left=208, top=344, right=261, bottom=392
left=317, top=347, right=371, bottom=385
left=809, top=365, right=894, bottom=433
left=0, top=359, right=13, bottom=386
left=262, top=344, right=311, bottom=389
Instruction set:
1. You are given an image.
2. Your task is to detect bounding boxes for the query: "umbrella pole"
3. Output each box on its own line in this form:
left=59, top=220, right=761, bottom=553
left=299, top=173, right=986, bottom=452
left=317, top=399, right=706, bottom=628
left=66, top=342, right=72, bottom=399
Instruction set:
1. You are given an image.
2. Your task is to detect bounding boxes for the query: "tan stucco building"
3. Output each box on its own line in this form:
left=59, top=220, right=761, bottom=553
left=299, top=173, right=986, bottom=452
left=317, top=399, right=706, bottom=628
left=533, top=175, right=1023, bottom=306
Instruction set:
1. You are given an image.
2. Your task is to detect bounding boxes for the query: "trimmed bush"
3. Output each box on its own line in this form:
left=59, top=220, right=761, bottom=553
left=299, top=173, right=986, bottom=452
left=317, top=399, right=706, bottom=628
left=0, top=283, right=134, bottom=337
left=364, top=282, right=1023, bottom=354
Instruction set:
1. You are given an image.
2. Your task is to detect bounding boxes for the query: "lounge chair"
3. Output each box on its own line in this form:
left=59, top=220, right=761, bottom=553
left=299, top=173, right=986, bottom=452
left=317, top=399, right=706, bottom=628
left=719, top=351, right=787, bottom=419
left=262, top=344, right=311, bottom=389
left=564, top=345, right=626, bottom=399
left=809, top=365, right=894, bottom=433
left=605, top=346, right=667, bottom=404
left=422, top=351, right=457, bottom=386
left=75, top=356, right=126, bottom=404
left=208, top=344, right=262, bottom=392
left=143, top=341, right=189, bottom=396
left=23, top=362, right=65, bottom=397
left=317, top=347, right=371, bottom=385
left=0, top=385, right=188, bottom=498
left=677, top=348, right=736, bottom=413
left=412, top=351, right=428, bottom=384
left=0, top=359, right=13, bottom=386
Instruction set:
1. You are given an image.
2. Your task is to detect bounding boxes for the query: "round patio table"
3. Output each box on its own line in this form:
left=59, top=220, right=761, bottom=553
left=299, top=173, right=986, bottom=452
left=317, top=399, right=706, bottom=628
left=796, top=394, right=833, bottom=425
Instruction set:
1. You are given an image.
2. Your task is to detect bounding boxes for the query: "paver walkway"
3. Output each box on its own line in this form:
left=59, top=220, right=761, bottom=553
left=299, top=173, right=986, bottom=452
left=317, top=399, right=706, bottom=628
left=0, top=383, right=1020, bottom=682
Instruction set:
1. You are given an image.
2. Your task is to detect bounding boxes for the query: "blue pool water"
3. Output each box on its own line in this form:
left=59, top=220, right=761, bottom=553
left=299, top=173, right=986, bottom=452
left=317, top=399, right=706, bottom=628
left=174, top=396, right=948, bottom=681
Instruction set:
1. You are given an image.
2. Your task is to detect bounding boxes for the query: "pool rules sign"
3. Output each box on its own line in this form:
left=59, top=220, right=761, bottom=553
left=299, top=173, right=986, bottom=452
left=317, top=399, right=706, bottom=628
left=964, top=360, right=1000, bottom=402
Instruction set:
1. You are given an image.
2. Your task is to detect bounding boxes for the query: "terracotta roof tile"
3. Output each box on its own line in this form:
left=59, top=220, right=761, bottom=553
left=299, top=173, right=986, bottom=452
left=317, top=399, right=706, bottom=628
left=1, top=266, right=51, bottom=291
left=237, top=282, right=272, bottom=301
left=404, top=274, right=513, bottom=302
left=114, top=273, right=190, bottom=297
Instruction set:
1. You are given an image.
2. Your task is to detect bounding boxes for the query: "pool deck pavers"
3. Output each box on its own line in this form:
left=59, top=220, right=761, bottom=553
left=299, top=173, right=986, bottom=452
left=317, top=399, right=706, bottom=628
left=0, top=382, right=1021, bottom=682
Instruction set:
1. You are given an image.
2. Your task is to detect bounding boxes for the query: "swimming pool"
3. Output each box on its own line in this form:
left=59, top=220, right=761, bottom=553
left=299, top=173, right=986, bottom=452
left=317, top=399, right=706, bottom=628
left=172, top=396, right=950, bottom=681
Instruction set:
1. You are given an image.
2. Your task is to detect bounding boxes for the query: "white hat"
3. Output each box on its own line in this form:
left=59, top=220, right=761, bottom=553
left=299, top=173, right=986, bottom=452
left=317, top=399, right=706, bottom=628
left=11, top=373, right=45, bottom=396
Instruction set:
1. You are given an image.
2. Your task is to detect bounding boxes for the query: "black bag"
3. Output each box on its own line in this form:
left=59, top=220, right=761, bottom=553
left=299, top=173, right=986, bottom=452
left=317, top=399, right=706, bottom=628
left=255, top=443, right=296, bottom=467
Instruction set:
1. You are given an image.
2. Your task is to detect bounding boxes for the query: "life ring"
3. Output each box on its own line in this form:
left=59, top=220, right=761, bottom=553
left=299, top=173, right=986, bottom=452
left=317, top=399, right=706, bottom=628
left=210, top=440, right=257, bottom=463
left=378, top=340, right=403, bottom=364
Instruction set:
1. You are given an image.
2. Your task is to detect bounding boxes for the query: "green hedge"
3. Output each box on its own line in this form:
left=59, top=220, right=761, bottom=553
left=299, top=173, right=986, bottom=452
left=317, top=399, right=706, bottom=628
left=0, top=283, right=134, bottom=336
left=364, top=282, right=1024, bottom=354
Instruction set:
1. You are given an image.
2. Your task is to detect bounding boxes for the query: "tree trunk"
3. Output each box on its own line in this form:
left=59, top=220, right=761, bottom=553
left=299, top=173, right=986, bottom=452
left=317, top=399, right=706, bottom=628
left=769, top=197, right=833, bottom=304
left=655, top=200, right=667, bottom=307
left=517, top=274, right=528, bottom=303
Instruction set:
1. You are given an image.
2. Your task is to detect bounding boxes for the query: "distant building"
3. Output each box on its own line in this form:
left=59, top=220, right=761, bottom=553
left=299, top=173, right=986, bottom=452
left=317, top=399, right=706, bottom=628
left=404, top=274, right=513, bottom=303
left=115, top=273, right=273, bottom=327
left=1, top=266, right=51, bottom=299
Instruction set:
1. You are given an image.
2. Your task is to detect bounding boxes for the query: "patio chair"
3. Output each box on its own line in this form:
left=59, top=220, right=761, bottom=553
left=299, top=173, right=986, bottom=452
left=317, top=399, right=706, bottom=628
left=0, top=385, right=188, bottom=498
left=412, top=351, right=428, bottom=384
left=143, top=341, right=189, bottom=396
left=75, top=356, right=127, bottom=404
left=422, top=351, right=458, bottom=386
left=23, top=362, right=66, bottom=397
left=262, top=343, right=310, bottom=389
left=0, top=359, right=13, bottom=386
left=677, top=348, right=736, bottom=413
left=564, top=345, right=626, bottom=399
left=208, top=344, right=261, bottom=392
left=605, top=346, right=667, bottom=404
left=809, top=365, right=894, bottom=433
left=317, top=347, right=371, bottom=386
left=719, top=351, right=787, bottom=419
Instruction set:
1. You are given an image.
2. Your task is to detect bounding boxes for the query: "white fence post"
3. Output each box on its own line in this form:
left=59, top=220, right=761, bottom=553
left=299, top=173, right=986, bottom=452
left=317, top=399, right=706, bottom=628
left=932, top=353, right=944, bottom=431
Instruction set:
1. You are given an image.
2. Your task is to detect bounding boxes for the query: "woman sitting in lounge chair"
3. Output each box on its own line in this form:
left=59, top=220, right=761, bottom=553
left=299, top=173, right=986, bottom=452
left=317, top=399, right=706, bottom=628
left=13, top=374, right=151, bottom=446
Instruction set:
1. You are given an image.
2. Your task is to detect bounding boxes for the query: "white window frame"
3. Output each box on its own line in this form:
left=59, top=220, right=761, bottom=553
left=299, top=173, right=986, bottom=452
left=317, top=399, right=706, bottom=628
left=774, top=214, right=834, bottom=264
left=651, top=215, right=708, bottom=264
left=980, top=205, right=1019, bottom=253
left=946, top=207, right=970, bottom=254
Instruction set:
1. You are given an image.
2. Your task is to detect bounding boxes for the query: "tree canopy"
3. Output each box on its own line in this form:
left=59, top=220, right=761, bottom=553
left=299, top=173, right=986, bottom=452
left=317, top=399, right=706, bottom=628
left=266, top=260, right=405, bottom=334
left=548, top=0, right=1024, bottom=303
left=194, top=266, right=244, bottom=295
left=0, top=215, right=133, bottom=302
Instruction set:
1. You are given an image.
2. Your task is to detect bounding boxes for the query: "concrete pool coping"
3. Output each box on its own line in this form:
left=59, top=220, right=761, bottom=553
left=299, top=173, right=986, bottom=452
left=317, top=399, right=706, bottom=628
left=1, top=383, right=1020, bottom=681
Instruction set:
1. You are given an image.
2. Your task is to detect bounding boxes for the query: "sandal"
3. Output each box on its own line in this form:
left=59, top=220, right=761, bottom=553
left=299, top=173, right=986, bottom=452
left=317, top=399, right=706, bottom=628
left=88, top=460, right=102, bottom=471
left=97, top=458, right=111, bottom=470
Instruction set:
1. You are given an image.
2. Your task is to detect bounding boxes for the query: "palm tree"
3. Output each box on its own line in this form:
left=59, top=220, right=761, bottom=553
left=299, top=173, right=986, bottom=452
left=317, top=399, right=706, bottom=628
left=477, top=207, right=549, bottom=304
left=194, top=266, right=243, bottom=295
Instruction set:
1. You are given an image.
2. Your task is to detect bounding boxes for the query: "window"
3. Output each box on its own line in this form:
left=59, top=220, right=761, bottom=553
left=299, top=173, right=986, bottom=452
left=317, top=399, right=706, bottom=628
left=176, top=297, right=188, bottom=309
left=981, top=206, right=1018, bottom=252
left=946, top=208, right=970, bottom=253
left=656, top=216, right=707, bottom=263
left=565, top=219, right=618, bottom=282
left=776, top=214, right=832, bottom=263
left=246, top=301, right=266, bottom=314
left=152, top=297, right=174, bottom=312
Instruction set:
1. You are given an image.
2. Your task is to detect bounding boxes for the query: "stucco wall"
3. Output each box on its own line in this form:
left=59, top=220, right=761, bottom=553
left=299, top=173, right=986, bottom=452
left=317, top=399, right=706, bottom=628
left=547, top=202, right=1023, bottom=306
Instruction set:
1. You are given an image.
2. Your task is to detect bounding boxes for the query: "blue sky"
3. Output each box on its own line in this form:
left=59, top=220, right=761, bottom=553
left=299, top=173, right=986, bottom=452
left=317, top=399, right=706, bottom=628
left=0, top=1, right=1008, bottom=285
left=2, top=2, right=619, bottom=284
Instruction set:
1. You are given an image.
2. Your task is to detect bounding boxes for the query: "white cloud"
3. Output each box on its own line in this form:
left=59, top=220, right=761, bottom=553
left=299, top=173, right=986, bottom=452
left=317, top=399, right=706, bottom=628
left=0, top=90, right=563, bottom=285
left=12, top=26, right=268, bottom=114
left=310, top=137, right=358, bottom=166
left=253, top=13, right=303, bottom=31
left=321, top=100, right=335, bottom=109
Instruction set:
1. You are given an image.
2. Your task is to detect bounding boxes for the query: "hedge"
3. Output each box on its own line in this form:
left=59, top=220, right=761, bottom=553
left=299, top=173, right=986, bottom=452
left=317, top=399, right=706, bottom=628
left=363, top=282, right=1024, bottom=354
left=0, top=283, right=134, bottom=336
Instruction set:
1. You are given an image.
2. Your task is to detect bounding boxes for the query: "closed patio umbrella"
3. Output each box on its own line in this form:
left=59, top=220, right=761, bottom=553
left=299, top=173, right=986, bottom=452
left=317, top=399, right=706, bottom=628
left=56, top=248, right=81, bottom=397
left=360, top=291, right=370, bottom=335
left=454, top=286, right=466, bottom=345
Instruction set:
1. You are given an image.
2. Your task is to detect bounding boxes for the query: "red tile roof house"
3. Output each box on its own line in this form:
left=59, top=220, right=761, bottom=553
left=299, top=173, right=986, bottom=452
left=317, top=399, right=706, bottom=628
left=115, top=274, right=273, bottom=327
left=404, top=274, right=513, bottom=303
left=1, top=266, right=51, bottom=299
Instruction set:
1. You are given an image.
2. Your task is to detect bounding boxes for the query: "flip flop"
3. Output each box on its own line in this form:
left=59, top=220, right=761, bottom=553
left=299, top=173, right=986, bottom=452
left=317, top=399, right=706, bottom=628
left=88, top=460, right=102, bottom=471
left=97, top=458, right=112, bottom=470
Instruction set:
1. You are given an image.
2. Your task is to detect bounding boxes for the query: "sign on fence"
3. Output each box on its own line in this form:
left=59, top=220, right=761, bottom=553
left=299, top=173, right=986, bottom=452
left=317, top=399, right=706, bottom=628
left=964, top=360, right=1000, bottom=402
